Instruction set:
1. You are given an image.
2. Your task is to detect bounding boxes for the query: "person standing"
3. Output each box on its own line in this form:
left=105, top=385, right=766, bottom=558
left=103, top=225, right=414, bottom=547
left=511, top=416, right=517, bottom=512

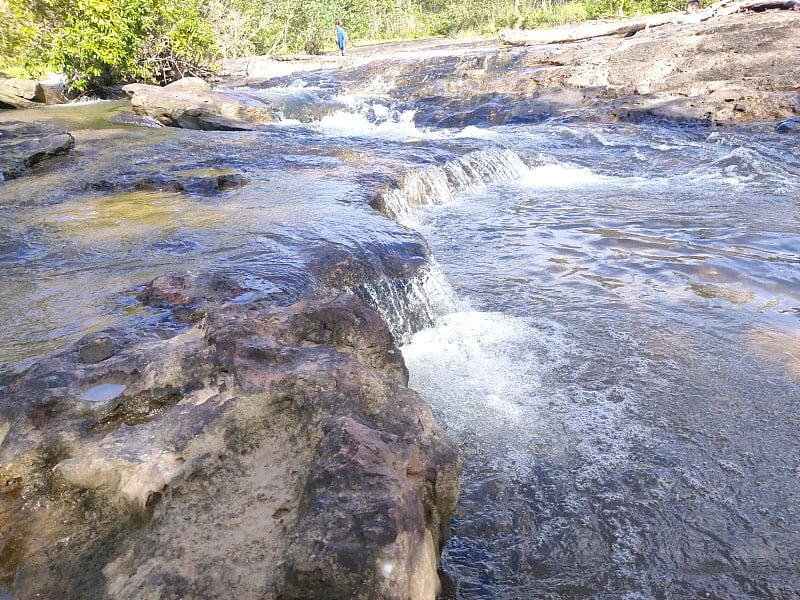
left=335, top=21, right=347, bottom=56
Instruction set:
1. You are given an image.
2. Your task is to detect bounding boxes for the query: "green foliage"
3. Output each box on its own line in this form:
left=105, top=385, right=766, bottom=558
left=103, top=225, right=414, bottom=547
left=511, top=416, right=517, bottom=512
left=8, top=0, right=216, bottom=91
left=0, top=0, right=38, bottom=70
left=1, top=0, right=684, bottom=89
left=521, top=2, right=594, bottom=28
left=46, top=0, right=148, bottom=88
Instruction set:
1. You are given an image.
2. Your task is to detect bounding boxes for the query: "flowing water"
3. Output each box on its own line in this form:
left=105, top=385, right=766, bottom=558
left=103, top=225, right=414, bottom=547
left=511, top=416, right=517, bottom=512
left=398, top=123, right=800, bottom=598
left=2, top=66, right=800, bottom=598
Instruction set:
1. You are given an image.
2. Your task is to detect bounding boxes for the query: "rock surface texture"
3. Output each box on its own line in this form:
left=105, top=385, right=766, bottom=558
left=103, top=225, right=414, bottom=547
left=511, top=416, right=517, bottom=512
left=0, top=283, right=460, bottom=599
left=0, top=74, right=66, bottom=109
left=0, top=121, right=74, bottom=180
left=224, top=7, right=799, bottom=127
left=1, top=7, right=798, bottom=599
left=123, top=76, right=277, bottom=130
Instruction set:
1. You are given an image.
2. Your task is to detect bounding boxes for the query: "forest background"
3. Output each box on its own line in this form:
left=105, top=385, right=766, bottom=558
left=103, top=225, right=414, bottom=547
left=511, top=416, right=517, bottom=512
left=0, top=0, right=679, bottom=92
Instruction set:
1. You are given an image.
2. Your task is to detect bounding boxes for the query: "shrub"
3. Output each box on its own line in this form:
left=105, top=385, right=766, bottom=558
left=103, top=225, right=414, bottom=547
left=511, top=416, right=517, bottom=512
left=19, top=0, right=216, bottom=92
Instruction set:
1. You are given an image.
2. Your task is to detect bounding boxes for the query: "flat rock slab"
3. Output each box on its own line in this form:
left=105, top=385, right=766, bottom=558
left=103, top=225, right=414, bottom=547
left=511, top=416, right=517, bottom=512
left=226, top=10, right=800, bottom=126
left=0, top=121, right=74, bottom=180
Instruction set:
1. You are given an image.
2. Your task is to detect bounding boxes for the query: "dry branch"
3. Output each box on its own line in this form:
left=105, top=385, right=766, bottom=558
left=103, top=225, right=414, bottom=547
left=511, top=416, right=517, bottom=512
left=499, top=0, right=800, bottom=45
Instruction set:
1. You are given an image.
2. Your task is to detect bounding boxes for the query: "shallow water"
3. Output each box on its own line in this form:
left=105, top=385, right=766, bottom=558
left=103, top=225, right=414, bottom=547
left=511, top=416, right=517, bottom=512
left=401, top=122, right=800, bottom=598
left=0, top=100, right=439, bottom=369
left=2, top=74, right=800, bottom=598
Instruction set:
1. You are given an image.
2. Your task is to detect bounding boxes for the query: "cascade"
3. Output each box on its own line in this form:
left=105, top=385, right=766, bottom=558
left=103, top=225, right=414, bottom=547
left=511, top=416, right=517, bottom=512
left=5, top=54, right=800, bottom=599
left=350, top=258, right=460, bottom=344
left=374, top=147, right=528, bottom=223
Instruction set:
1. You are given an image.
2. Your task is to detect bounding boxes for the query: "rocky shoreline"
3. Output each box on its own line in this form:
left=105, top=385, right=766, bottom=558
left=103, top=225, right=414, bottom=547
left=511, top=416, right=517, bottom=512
left=1, top=6, right=799, bottom=598
left=4, top=8, right=798, bottom=179
left=220, top=7, right=799, bottom=126
left=1, top=275, right=460, bottom=598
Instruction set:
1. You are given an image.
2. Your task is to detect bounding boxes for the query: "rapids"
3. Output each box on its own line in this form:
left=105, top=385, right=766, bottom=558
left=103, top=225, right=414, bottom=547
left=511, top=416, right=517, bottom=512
left=2, top=71, right=799, bottom=599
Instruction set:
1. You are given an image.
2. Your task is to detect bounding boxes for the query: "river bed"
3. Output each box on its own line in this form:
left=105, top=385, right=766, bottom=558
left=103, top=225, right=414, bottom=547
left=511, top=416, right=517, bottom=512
left=399, top=121, right=800, bottom=598
left=2, top=72, right=799, bottom=598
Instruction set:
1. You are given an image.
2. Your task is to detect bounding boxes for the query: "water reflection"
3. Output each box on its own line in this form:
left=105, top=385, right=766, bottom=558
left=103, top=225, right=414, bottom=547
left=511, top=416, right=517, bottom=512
left=0, top=103, right=438, bottom=369
left=404, top=123, right=800, bottom=598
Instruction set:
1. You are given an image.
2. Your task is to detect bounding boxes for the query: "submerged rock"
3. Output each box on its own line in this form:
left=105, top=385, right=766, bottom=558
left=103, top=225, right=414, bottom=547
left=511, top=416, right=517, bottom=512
left=90, top=170, right=250, bottom=195
left=0, top=284, right=460, bottom=599
left=776, top=116, right=800, bottom=133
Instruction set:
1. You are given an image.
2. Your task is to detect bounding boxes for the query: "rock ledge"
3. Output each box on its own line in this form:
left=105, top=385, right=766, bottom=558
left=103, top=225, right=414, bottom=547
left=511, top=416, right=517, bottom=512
left=0, top=285, right=460, bottom=599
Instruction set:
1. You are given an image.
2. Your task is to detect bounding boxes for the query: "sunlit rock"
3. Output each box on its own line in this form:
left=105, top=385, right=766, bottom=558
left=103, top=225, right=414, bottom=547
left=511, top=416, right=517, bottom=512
left=123, top=77, right=277, bottom=130
left=0, top=73, right=67, bottom=109
left=0, top=285, right=460, bottom=598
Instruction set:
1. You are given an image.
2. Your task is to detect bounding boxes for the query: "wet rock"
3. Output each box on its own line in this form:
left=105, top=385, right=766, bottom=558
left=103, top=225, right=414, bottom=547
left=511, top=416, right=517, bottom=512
left=138, top=271, right=252, bottom=310
left=109, top=111, right=164, bottom=128
left=0, top=287, right=459, bottom=599
left=776, top=116, right=800, bottom=133
left=175, top=108, right=260, bottom=130
left=90, top=171, right=250, bottom=195
left=123, top=77, right=277, bottom=130
left=280, top=417, right=444, bottom=599
left=77, top=335, right=115, bottom=364
left=0, top=121, right=74, bottom=180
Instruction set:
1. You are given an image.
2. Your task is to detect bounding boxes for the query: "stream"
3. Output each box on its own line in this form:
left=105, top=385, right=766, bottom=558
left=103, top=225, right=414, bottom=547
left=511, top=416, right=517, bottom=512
left=2, top=66, right=800, bottom=598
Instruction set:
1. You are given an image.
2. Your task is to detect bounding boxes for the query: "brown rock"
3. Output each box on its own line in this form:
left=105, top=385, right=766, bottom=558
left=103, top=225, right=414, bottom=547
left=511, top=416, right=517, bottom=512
left=122, top=77, right=277, bottom=129
left=281, top=417, right=449, bottom=599
left=0, top=290, right=459, bottom=599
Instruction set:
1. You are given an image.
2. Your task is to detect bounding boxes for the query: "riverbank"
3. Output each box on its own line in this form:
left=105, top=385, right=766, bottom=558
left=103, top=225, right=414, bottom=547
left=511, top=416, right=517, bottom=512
left=223, top=7, right=799, bottom=125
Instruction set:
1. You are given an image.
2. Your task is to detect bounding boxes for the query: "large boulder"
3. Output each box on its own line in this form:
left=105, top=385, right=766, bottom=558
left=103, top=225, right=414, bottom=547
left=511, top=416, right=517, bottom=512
left=0, top=75, right=44, bottom=109
left=0, top=73, right=68, bottom=109
left=0, top=283, right=460, bottom=599
left=123, top=77, right=277, bottom=130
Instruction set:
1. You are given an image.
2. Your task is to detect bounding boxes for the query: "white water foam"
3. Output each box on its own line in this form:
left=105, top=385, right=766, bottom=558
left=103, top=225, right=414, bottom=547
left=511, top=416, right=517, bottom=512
left=350, top=258, right=460, bottom=344
left=316, top=107, right=422, bottom=140
left=402, top=310, right=651, bottom=481
left=454, top=125, right=500, bottom=140
left=379, top=147, right=529, bottom=225
left=518, top=162, right=620, bottom=189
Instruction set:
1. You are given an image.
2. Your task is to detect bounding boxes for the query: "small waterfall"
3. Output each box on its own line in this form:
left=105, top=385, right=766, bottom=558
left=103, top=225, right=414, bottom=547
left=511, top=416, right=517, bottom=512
left=374, top=147, right=528, bottom=223
left=350, top=259, right=460, bottom=345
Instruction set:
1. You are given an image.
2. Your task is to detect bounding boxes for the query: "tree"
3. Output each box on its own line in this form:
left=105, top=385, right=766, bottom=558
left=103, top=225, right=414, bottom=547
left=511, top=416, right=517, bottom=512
left=22, top=0, right=217, bottom=91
